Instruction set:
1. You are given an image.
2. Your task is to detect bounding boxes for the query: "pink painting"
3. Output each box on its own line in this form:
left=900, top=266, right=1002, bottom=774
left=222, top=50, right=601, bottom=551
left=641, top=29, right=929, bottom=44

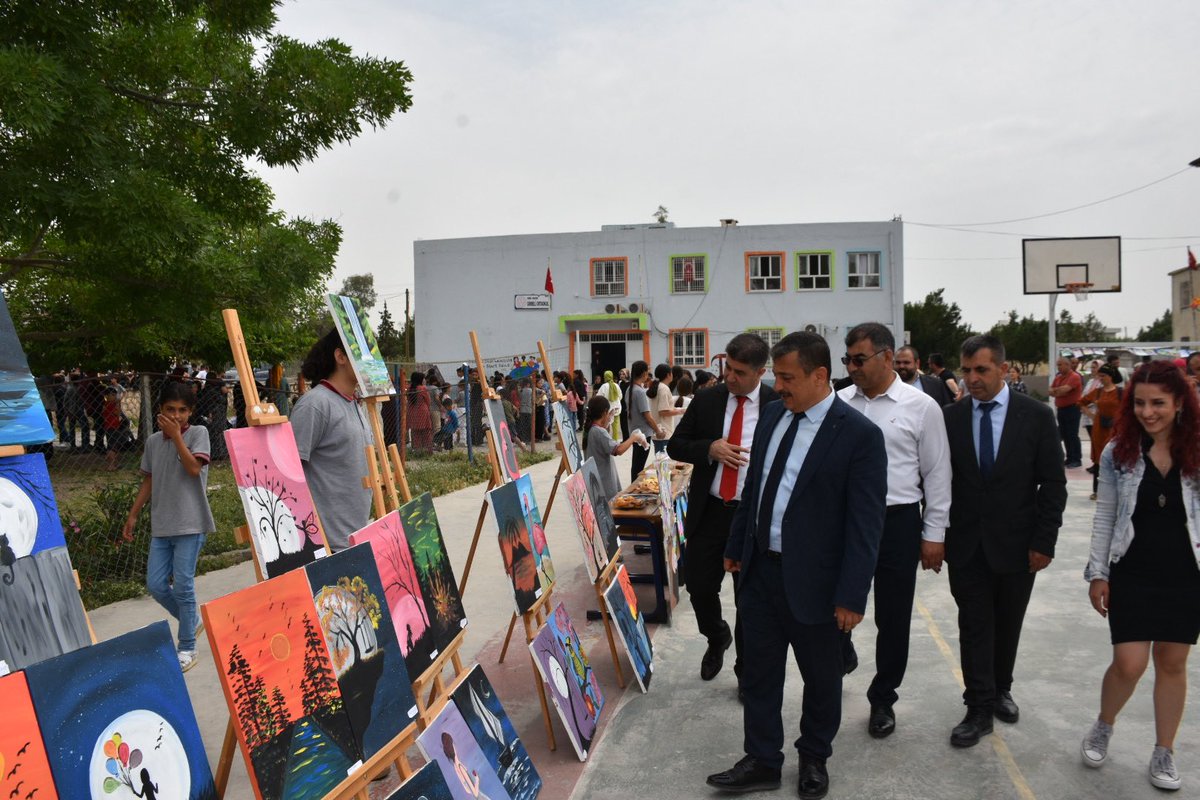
left=348, top=511, right=437, bottom=676
left=226, top=423, right=328, bottom=579
left=565, top=471, right=608, bottom=583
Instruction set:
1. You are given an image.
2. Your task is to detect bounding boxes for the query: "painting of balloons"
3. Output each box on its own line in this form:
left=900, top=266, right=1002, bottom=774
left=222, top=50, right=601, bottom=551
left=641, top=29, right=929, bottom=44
left=528, top=604, right=604, bottom=761
left=23, top=621, right=216, bottom=800
left=603, top=566, right=654, bottom=692
left=0, top=290, right=54, bottom=447
left=0, top=545, right=91, bottom=671
left=0, top=670, right=58, bottom=800
left=226, top=422, right=329, bottom=579
left=0, top=453, right=65, bottom=562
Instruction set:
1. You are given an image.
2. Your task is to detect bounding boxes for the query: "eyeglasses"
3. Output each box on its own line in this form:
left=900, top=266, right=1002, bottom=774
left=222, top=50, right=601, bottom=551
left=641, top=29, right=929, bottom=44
left=841, top=349, right=888, bottom=367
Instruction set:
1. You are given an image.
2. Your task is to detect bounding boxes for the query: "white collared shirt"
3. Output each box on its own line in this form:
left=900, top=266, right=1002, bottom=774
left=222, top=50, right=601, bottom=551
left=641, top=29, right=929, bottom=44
left=759, top=389, right=836, bottom=552
left=971, top=382, right=1011, bottom=466
left=709, top=383, right=763, bottom=502
left=838, top=373, right=952, bottom=542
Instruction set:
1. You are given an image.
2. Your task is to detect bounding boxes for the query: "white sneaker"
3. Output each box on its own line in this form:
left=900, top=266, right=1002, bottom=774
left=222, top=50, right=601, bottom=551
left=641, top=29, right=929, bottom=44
left=177, top=650, right=198, bottom=673
left=1081, top=719, right=1113, bottom=768
left=1150, top=745, right=1182, bottom=791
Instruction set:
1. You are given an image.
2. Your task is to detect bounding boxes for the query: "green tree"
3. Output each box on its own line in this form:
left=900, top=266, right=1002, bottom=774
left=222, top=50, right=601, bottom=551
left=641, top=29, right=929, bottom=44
left=1136, top=309, right=1173, bottom=341
left=376, top=301, right=401, bottom=359
left=988, top=311, right=1047, bottom=377
left=903, top=289, right=977, bottom=370
left=653, top=205, right=669, bottom=224
left=0, top=2, right=413, bottom=370
left=1057, top=309, right=1116, bottom=344
left=337, top=273, right=377, bottom=311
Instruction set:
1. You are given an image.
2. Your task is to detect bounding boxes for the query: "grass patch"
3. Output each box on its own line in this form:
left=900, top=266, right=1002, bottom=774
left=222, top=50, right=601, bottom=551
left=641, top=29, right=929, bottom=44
left=403, top=448, right=557, bottom=497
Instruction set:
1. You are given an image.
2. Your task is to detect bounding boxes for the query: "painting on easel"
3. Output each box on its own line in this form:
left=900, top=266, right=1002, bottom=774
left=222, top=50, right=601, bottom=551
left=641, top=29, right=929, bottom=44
left=24, top=621, right=217, bottom=800
left=487, top=479, right=542, bottom=614
left=383, top=760, right=454, bottom=799
left=396, top=493, right=468, bottom=655
left=451, top=665, right=542, bottom=800
left=580, top=458, right=621, bottom=561
left=327, top=293, right=395, bottom=398
left=529, top=603, right=604, bottom=761
left=0, top=290, right=54, bottom=447
left=514, top=475, right=554, bottom=590
left=0, top=671, right=58, bottom=800
left=484, top=398, right=522, bottom=482
left=551, top=401, right=583, bottom=473
left=603, top=565, right=654, bottom=692
left=348, top=511, right=439, bottom=676
left=416, top=701, right=512, bottom=800
left=0, top=452, right=66, bottom=560
left=0, top=545, right=92, bottom=671
left=226, top=423, right=328, bottom=579
left=563, top=470, right=609, bottom=583
left=305, top=543, right=418, bottom=761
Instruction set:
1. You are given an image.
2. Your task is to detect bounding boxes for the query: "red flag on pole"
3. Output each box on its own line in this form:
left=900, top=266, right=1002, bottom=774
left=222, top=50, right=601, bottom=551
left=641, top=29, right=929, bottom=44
left=1188, top=246, right=1197, bottom=271
left=545, top=265, right=555, bottom=294
left=683, top=258, right=695, bottom=283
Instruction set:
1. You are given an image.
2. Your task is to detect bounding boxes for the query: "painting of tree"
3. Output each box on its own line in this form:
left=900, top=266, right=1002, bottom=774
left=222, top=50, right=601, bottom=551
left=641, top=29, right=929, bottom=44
left=488, top=480, right=541, bottom=614
left=564, top=470, right=608, bottom=583
left=397, top=493, right=467, bottom=653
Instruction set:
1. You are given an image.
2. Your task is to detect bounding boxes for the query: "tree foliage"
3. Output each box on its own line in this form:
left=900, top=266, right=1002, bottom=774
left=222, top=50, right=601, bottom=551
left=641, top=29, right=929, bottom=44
left=988, top=311, right=1046, bottom=377
left=1056, top=309, right=1116, bottom=344
left=1136, top=309, right=1173, bottom=341
left=0, top=1, right=413, bottom=370
left=376, top=301, right=401, bottom=360
left=903, top=289, right=977, bottom=370
left=337, top=273, right=377, bottom=311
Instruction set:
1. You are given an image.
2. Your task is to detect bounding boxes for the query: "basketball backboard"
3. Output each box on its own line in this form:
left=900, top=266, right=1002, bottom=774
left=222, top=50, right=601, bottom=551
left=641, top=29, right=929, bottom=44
left=1022, top=236, right=1121, bottom=294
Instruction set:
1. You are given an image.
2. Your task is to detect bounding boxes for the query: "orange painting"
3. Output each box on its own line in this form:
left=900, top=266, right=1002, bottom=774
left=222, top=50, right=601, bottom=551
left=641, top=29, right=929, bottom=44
left=0, top=671, right=58, bottom=800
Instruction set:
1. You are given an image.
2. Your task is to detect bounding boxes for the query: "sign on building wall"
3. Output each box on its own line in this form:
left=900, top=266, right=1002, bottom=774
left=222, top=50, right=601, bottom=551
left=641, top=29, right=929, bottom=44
left=515, top=293, right=552, bottom=310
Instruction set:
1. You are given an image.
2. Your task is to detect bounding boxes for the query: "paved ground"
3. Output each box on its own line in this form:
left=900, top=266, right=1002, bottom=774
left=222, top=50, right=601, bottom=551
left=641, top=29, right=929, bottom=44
left=87, top=443, right=1200, bottom=800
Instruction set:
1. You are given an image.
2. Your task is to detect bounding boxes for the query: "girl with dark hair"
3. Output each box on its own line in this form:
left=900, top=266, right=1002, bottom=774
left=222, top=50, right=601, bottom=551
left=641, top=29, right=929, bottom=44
left=407, top=372, right=433, bottom=453
left=1081, top=361, right=1200, bottom=789
left=584, top=395, right=645, bottom=499
left=646, top=363, right=682, bottom=440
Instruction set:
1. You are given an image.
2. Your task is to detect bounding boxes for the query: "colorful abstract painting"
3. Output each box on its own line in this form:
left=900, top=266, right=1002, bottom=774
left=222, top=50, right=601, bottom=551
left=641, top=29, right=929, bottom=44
left=304, top=543, right=418, bottom=761
left=580, top=459, right=621, bottom=561
left=383, top=761, right=454, bottom=800
left=24, top=621, right=216, bottom=800
left=551, top=401, right=583, bottom=474
left=603, top=566, right=654, bottom=692
left=226, top=423, right=328, bottom=579
left=327, top=294, right=394, bottom=398
left=674, top=494, right=687, bottom=546
left=203, top=571, right=358, bottom=800
left=484, top=399, right=521, bottom=483
left=0, top=290, right=54, bottom=446
left=0, top=671, right=58, bottom=800
left=528, top=603, right=604, bottom=761
left=0, top=545, right=91, bottom=671
left=564, top=471, right=608, bottom=584
left=347, top=512, right=438, bottom=677
left=397, top=494, right=468, bottom=655
left=487, top=480, right=542, bottom=614
left=451, top=666, right=541, bottom=800
left=416, top=702, right=512, bottom=800
left=0, top=453, right=65, bottom=560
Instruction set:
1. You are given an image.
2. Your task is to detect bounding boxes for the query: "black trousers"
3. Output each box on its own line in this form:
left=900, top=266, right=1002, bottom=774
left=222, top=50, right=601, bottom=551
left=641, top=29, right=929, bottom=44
left=864, top=503, right=923, bottom=707
left=948, top=546, right=1037, bottom=709
left=740, top=553, right=843, bottom=764
left=1057, top=405, right=1082, bottom=463
left=630, top=441, right=649, bottom=482
left=684, top=499, right=742, bottom=665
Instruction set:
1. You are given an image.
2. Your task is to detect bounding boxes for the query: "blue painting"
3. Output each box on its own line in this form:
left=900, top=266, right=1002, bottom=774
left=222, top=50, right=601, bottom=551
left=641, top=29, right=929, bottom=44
left=0, top=290, right=54, bottom=447
left=384, top=761, right=454, bottom=800
left=304, top=543, right=418, bottom=761
left=416, top=701, right=512, bottom=800
left=23, top=621, right=217, bottom=800
left=0, top=453, right=66, bottom=561
left=603, top=566, right=654, bottom=692
left=451, top=665, right=541, bottom=800
left=513, top=475, right=554, bottom=591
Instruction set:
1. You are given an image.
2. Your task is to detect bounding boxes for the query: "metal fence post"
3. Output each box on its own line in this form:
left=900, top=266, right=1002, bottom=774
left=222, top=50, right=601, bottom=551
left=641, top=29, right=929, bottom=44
left=139, top=374, right=153, bottom=447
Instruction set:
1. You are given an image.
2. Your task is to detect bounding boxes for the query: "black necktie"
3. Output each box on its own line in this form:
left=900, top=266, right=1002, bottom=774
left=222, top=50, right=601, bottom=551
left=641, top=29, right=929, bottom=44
left=756, top=412, right=803, bottom=553
left=978, top=401, right=998, bottom=479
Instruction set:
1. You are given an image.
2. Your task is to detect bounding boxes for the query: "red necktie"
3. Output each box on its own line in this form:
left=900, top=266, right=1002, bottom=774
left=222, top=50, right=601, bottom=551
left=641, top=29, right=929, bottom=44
left=719, top=395, right=747, bottom=502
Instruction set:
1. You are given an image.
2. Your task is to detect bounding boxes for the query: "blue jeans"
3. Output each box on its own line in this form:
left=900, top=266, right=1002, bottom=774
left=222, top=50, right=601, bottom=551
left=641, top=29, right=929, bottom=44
left=146, top=534, right=206, bottom=651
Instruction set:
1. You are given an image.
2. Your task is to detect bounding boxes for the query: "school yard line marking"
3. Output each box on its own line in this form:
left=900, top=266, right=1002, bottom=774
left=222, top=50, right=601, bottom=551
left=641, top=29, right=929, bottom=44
left=915, top=597, right=1038, bottom=800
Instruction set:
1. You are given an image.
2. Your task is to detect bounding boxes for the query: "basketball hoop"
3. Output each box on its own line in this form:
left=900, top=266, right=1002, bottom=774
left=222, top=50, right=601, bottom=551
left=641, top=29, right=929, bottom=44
left=1065, top=281, right=1093, bottom=302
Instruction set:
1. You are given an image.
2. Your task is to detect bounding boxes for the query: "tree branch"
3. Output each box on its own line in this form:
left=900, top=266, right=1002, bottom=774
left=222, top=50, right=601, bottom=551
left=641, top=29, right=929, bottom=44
left=105, top=83, right=211, bottom=110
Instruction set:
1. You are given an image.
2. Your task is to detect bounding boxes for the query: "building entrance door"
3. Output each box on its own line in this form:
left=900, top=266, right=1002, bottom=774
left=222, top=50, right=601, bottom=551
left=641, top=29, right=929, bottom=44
left=590, top=343, right=625, bottom=383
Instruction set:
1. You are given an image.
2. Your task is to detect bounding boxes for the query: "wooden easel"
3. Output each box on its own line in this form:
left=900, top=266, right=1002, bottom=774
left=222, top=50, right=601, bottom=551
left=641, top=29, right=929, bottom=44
left=535, top=340, right=573, bottom=526
left=456, top=330, right=505, bottom=598
left=591, top=556, right=628, bottom=689
left=513, top=587, right=560, bottom=750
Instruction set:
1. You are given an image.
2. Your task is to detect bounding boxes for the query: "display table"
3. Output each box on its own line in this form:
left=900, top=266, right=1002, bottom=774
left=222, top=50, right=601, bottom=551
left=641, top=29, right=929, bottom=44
left=610, top=464, right=690, bottom=624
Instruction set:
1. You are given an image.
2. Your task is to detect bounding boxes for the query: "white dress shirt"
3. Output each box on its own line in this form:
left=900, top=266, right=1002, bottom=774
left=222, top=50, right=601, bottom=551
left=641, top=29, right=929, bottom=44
left=971, top=382, right=1011, bottom=466
left=758, top=390, right=836, bottom=553
left=838, top=373, right=952, bottom=542
left=709, top=383, right=763, bottom=502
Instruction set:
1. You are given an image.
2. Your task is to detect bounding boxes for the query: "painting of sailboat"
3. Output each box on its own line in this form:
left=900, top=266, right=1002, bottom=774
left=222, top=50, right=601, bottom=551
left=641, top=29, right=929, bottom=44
left=451, top=665, right=541, bottom=800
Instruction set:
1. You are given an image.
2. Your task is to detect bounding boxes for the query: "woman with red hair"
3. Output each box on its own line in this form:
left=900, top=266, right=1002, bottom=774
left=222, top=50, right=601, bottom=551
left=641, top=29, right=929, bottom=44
left=1081, top=361, right=1200, bottom=790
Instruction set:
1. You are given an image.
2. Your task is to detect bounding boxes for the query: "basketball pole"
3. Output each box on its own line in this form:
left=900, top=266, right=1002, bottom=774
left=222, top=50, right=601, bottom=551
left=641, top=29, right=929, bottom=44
left=1047, top=292, right=1058, bottom=409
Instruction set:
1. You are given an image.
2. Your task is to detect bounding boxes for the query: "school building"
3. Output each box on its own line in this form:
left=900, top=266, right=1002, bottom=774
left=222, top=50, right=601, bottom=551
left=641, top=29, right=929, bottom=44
left=1170, top=265, right=1199, bottom=342
left=413, top=220, right=904, bottom=380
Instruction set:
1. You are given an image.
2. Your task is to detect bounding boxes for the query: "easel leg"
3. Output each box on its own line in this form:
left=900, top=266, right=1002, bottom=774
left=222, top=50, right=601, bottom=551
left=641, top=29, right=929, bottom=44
left=524, top=609, right=557, bottom=751
left=457, top=477, right=495, bottom=597
left=596, top=583, right=628, bottom=689
left=541, top=459, right=567, bottom=525
left=498, top=612, right=519, bottom=663
left=215, top=718, right=237, bottom=798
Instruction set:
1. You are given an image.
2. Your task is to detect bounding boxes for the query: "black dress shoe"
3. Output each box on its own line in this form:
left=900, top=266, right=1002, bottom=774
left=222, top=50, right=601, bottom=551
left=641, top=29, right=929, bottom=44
left=701, top=628, right=733, bottom=681
left=705, top=755, right=782, bottom=793
left=797, top=755, right=829, bottom=799
left=868, top=704, right=895, bottom=739
left=950, top=708, right=994, bottom=748
left=994, top=691, right=1019, bottom=724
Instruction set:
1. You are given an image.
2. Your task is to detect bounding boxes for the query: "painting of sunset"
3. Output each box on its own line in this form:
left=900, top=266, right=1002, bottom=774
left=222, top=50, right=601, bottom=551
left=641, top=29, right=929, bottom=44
left=203, top=570, right=358, bottom=800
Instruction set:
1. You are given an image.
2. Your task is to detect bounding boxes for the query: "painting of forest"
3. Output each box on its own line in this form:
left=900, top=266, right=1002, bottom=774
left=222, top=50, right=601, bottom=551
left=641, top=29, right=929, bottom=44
left=347, top=511, right=437, bottom=676
left=529, top=604, right=604, bottom=761
left=487, top=480, right=541, bottom=614
left=226, top=423, right=328, bottom=579
left=0, top=671, right=58, bottom=800
left=564, top=470, right=608, bottom=583
left=0, top=545, right=91, bottom=671
left=383, top=761, right=453, bottom=800
left=397, top=493, right=467, bottom=655
left=580, top=459, right=621, bottom=561
left=416, top=702, right=512, bottom=800
left=327, top=294, right=394, bottom=398
left=603, top=566, right=654, bottom=692
left=305, top=544, right=418, bottom=761
left=451, top=665, right=542, bottom=800
left=0, top=452, right=66, bottom=560
left=203, top=571, right=358, bottom=800
left=552, top=402, right=582, bottom=473
left=484, top=399, right=521, bottom=483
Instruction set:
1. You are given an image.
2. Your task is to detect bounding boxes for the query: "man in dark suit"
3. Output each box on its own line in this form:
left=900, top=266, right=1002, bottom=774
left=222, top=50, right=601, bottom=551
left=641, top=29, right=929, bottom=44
left=668, top=333, right=777, bottom=685
left=943, top=334, right=1066, bottom=748
left=706, top=332, right=887, bottom=799
left=895, top=345, right=954, bottom=406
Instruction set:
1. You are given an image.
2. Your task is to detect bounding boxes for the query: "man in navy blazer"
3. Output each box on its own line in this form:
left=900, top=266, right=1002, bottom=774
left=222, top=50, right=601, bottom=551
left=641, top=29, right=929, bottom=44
left=706, top=332, right=887, bottom=800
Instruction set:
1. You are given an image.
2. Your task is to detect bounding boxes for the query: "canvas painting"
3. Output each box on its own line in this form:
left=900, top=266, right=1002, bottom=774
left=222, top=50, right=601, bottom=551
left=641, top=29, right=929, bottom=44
left=654, top=458, right=675, bottom=538
left=0, top=290, right=54, bottom=446
left=674, top=494, right=687, bottom=546
left=551, top=401, right=583, bottom=474
left=484, top=398, right=521, bottom=483
left=0, top=453, right=66, bottom=561
left=451, top=665, right=541, bottom=800
left=383, top=761, right=454, bottom=800
left=603, top=566, right=654, bottom=692
left=226, top=423, right=328, bottom=579
left=203, top=570, right=358, bottom=800
left=0, top=545, right=91, bottom=671
left=24, top=621, right=216, bottom=800
left=416, top=702, right=512, bottom=800
left=487, top=480, right=542, bottom=614
left=528, top=603, right=604, bottom=761
left=0, top=671, right=58, bottom=800
left=327, top=294, right=394, bottom=398
left=563, top=470, right=608, bottom=583
left=514, top=475, right=553, bottom=591
left=580, top=459, right=621, bottom=561
left=396, top=493, right=468, bottom=654
left=347, top=512, right=438, bottom=676
left=305, top=543, right=418, bottom=761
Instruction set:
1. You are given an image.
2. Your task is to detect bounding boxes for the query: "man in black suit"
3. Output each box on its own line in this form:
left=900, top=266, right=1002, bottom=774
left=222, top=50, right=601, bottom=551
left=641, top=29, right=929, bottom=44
left=943, top=334, right=1066, bottom=748
left=668, top=334, right=777, bottom=685
left=706, top=332, right=887, bottom=799
left=894, top=345, right=954, bottom=406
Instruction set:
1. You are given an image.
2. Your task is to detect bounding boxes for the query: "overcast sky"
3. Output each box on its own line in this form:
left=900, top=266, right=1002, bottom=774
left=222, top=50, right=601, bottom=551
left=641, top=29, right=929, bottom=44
left=262, top=0, right=1200, bottom=339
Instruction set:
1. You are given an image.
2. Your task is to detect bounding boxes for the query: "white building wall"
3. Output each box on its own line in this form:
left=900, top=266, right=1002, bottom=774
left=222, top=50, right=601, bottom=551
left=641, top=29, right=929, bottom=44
left=414, top=221, right=903, bottom=379
left=1170, top=268, right=1198, bottom=342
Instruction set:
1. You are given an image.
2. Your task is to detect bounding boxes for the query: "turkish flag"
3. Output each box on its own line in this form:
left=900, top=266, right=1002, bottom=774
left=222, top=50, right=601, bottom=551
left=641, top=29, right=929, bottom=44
left=1189, top=246, right=1197, bottom=271
left=683, top=258, right=695, bottom=283
left=545, top=265, right=555, bottom=294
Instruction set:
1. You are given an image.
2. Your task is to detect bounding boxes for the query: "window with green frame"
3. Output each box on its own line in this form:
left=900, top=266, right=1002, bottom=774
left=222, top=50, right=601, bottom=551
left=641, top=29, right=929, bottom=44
left=795, top=251, right=833, bottom=290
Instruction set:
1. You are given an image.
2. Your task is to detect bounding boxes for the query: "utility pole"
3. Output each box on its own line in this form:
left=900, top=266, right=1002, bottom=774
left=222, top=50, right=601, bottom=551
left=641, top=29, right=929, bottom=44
left=404, top=288, right=412, bottom=358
